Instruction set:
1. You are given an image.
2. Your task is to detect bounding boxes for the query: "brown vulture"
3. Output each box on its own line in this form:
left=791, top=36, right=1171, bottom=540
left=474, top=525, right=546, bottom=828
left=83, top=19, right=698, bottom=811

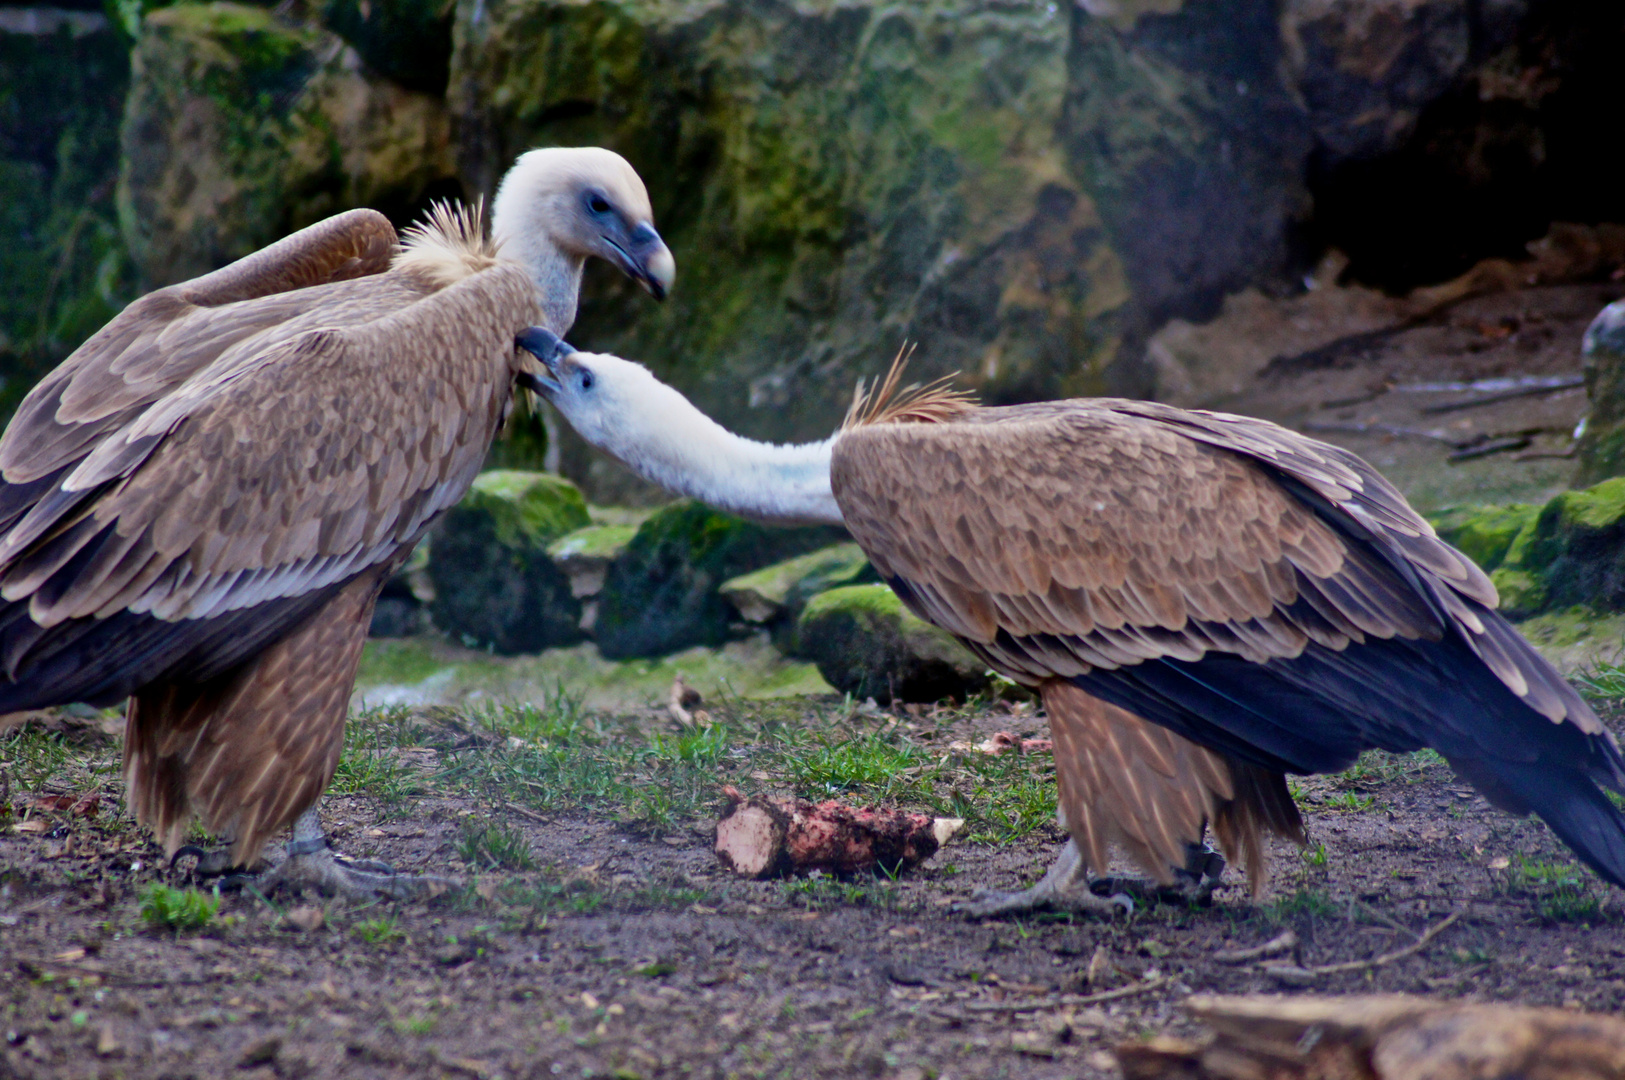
left=513, top=331, right=1625, bottom=915
left=0, top=147, right=673, bottom=898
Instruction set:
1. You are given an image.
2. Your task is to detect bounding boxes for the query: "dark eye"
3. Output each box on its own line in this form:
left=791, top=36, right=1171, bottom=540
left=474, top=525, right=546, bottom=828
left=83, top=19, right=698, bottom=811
left=587, top=193, right=611, bottom=215
left=579, top=370, right=595, bottom=391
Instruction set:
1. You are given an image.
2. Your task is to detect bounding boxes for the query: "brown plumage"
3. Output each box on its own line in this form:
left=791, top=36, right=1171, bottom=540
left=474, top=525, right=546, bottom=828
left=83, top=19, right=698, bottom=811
left=0, top=146, right=675, bottom=876
left=0, top=205, right=536, bottom=864
left=518, top=334, right=1625, bottom=900
left=833, top=391, right=1625, bottom=891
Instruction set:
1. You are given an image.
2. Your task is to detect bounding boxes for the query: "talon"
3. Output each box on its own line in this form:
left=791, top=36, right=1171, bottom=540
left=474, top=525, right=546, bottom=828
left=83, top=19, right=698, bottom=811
left=169, top=845, right=209, bottom=872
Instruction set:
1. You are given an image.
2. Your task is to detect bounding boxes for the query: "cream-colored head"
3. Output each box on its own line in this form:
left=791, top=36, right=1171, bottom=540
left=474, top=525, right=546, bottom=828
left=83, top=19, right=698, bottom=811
left=491, top=147, right=675, bottom=314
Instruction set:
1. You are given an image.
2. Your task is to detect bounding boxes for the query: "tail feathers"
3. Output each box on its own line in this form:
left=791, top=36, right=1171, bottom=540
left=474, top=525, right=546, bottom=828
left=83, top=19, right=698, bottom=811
left=1477, top=758, right=1625, bottom=889
left=1212, top=760, right=1307, bottom=898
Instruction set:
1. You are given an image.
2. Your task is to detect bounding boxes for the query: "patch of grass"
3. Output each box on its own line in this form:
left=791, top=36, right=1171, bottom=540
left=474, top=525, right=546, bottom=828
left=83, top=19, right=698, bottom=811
left=1261, top=887, right=1338, bottom=925
left=777, top=873, right=901, bottom=911
left=781, top=732, right=935, bottom=796
left=1322, top=791, right=1376, bottom=813
left=139, top=883, right=221, bottom=932
left=329, top=707, right=430, bottom=806
left=353, top=913, right=406, bottom=944
left=457, top=819, right=535, bottom=871
left=1333, top=749, right=1444, bottom=789
left=1505, top=856, right=1601, bottom=923
left=1301, top=841, right=1329, bottom=867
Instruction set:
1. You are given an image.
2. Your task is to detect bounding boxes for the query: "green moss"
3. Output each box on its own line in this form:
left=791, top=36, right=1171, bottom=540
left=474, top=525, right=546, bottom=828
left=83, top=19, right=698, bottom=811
left=801, top=583, right=906, bottom=623
left=548, top=523, right=637, bottom=561
left=720, top=543, right=876, bottom=619
left=1429, top=503, right=1539, bottom=572
left=1551, top=478, right=1625, bottom=533
left=1490, top=567, right=1547, bottom=618
left=427, top=472, right=589, bottom=654
left=467, top=470, right=591, bottom=548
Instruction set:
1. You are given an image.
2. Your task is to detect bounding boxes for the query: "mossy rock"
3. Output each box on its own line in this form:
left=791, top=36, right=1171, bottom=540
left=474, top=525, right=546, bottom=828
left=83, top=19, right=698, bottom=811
left=548, top=523, right=638, bottom=598
left=119, top=2, right=455, bottom=290
left=1429, top=503, right=1539, bottom=573
left=795, top=584, right=989, bottom=705
left=427, top=471, right=592, bottom=654
left=719, top=542, right=879, bottom=630
left=0, top=19, right=134, bottom=426
left=594, top=500, right=844, bottom=659
left=1576, top=299, right=1625, bottom=486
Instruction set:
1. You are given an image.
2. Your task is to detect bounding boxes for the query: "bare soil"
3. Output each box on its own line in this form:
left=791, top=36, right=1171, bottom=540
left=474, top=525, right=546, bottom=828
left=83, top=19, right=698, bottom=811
left=5, top=694, right=1625, bottom=1080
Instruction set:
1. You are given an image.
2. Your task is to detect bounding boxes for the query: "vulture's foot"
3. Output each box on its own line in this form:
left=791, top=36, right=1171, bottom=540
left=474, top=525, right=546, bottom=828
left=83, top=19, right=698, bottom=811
left=1087, top=842, right=1227, bottom=907
left=257, top=845, right=454, bottom=902
left=250, top=808, right=457, bottom=902
left=958, top=840, right=1134, bottom=920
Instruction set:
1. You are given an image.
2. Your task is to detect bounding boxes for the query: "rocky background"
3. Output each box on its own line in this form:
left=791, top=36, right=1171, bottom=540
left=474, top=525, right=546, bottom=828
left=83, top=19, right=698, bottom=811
left=5, top=0, right=1625, bottom=686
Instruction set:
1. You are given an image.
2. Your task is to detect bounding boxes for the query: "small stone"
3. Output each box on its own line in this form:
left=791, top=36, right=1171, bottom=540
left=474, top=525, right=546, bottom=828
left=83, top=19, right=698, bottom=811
left=283, top=906, right=324, bottom=933
left=238, top=1035, right=281, bottom=1068
left=96, top=1023, right=120, bottom=1057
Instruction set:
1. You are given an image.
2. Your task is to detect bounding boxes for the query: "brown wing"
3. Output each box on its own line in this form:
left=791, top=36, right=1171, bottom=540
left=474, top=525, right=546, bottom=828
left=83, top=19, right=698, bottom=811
left=0, top=259, right=539, bottom=708
left=831, top=402, right=1606, bottom=774
left=0, top=209, right=397, bottom=494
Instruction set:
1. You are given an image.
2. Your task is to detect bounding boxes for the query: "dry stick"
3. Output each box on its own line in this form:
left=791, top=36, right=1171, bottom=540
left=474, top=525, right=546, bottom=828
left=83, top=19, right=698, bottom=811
left=503, top=801, right=550, bottom=824
left=956, top=975, right=1168, bottom=1014
left=1419, top=376, right=1585, bottom=415
left=1269, top=906, right=1465, bottom=979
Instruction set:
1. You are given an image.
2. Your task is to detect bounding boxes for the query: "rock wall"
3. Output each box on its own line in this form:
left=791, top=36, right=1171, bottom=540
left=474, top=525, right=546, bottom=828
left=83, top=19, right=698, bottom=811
left=0, top=10, right=133, bottom=419
left=4, top=0, right=1622, bottom=499
left=119, top=2, right=458, bottom=290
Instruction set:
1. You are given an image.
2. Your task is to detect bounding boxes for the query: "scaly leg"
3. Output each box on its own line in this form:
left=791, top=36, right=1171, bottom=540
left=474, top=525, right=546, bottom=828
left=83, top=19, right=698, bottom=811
left=250, top=808, right=457, bottom=901
left=959, top=840, right=1135, bottom=919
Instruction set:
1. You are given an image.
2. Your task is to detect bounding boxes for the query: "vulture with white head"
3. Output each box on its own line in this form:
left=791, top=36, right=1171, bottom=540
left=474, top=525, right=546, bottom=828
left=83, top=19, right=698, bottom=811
left=516, top=331, right=1625, bottom=914
left=0, top=147, right=673, bottom=898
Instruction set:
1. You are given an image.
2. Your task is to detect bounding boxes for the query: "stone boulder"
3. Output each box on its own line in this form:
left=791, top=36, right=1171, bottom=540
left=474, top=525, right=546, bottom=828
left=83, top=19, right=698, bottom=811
left=795, top=584, right=988, bottom=705
left=547, top=523, right=637, bottom=635
left=1431, top=480, right=1625, bottom=619
left=594, top=500, right=844, bottom=659
left=119, top=2, right=456, bottom=290
left=1575, top=300, right=1625, bottom=486
left=427, top=471, right=591, bottom=653
left=719, top=543, right=880, bottom=651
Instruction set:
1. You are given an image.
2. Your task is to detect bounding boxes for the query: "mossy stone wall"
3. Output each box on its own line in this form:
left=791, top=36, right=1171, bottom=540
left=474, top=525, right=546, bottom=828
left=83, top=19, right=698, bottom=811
left=0, top=18, right=134, bottom=420
left=120, top=2, right=457, bottom=290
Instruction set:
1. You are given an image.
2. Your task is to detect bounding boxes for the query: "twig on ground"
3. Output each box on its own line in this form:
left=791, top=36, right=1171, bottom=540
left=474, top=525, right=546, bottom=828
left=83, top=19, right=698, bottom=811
left=1419, top=376, right=1584, bottom=414
left=1213, top=930, right=1297, bottom=964
left=502, top=801, right=550, bottom=823
left=1263, top=906, right=1465, bottom=981
left=957, top=975, right=1168, bottom=1014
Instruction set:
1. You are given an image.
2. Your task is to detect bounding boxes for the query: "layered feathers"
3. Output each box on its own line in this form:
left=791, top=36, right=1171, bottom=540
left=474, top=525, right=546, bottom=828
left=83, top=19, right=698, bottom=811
left=832, top=398, right=1625, bottom=886
left=0, top=205, right=542, bottom=860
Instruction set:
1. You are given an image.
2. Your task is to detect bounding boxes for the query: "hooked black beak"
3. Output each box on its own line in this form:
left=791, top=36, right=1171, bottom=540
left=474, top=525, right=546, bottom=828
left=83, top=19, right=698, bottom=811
left=515, top=326, right=575, bottom=396
left=603, top=222, right=675, bottom=301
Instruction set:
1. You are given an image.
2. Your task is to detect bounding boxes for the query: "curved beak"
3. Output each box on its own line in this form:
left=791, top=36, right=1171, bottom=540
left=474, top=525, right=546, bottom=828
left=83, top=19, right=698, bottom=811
left=604, top=222, right=675, bottom=301
left=515, top=326, right=574, bottom=397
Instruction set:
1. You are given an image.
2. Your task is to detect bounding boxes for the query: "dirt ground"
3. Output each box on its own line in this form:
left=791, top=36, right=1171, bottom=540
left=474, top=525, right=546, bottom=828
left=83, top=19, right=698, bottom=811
left=5, top=687, right=1625, bottom=1080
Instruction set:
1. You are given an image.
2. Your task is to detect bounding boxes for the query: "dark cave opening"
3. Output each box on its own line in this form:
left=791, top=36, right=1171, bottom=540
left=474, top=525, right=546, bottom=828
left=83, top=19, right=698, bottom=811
left=1304, top=0, right=1625, bottom=295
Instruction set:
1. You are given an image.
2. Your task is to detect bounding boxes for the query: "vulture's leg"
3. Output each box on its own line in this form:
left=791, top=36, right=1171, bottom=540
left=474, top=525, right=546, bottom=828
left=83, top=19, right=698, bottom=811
left=255, top=808, right=454, bottom=901
left=131, top=566, right=454, bottom=901
left=963, top=682, right=1244, bottom=918
left=960, top=838, right=1134, bottom=918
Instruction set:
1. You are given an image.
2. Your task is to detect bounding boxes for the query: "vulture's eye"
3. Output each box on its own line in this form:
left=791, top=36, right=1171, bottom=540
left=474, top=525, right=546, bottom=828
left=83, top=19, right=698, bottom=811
left=587, top=193, right=612, bottom=216
left=579, top=370, right=595, bottom=391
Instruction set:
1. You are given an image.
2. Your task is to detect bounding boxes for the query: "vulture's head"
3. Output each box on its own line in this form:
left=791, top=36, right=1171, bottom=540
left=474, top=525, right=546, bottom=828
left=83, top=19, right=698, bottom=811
left=515, top=327, right=680, bottom=464
left=491, top=146, right=675, bottom=300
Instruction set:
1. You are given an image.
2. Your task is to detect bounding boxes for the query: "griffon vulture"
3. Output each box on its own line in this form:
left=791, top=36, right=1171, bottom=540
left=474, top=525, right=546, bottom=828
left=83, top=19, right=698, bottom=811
left=0, top=147, right=673, bottom=899
left=515, top=330, right=1625, bottom=915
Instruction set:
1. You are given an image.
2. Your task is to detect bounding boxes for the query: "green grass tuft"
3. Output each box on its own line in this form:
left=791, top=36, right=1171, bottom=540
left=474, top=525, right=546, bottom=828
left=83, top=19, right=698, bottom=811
left=456, top=819, right=535, bottom=871
left=139, top=883, right=221, bottom=932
